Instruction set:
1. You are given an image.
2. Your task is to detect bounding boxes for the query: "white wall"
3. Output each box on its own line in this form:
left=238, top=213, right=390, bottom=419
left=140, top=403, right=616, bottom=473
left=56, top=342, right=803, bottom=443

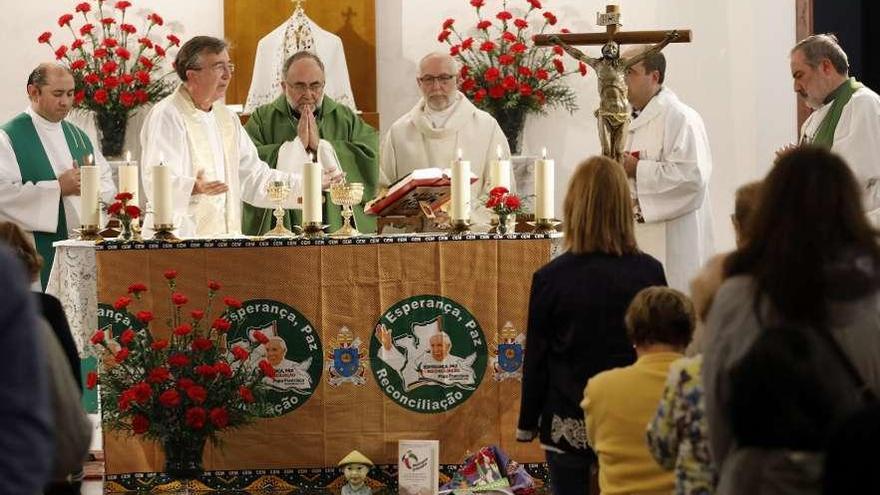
left=0, top=0, right=795, bottom=252
left=376, top=0, right=797, bottom=252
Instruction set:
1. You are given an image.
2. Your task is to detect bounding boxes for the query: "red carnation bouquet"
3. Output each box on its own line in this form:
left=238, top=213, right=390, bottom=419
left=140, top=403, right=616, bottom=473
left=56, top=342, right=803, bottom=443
left=38, top=0, right=176, bottom=156
left=105, top=191, right=140, bottom=240
left=87, top=270, right=273, bottom=469
left=485, top=186, right=525, bottom=234
left=438, top=0, right=586, bottom=152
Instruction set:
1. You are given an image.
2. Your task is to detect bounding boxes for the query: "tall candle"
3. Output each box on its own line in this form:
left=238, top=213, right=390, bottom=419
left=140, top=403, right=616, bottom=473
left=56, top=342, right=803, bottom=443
left=118, top=151, right=139, bottom=205
left=490, top=145, right=512, bottom=190
left=79, top=162, right=100, bottom=226
left=451, top=152, right=471, bottom=221
left=302, top=162, right=322, bottom=224
left=152, top=163, right=173, bottom=226
left=535, top=148, right=555, bottom=219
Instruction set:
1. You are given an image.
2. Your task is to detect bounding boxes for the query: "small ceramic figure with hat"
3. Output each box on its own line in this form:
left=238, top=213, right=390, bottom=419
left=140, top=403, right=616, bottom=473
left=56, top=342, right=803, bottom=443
left=338, top=450, right=374, bottom=495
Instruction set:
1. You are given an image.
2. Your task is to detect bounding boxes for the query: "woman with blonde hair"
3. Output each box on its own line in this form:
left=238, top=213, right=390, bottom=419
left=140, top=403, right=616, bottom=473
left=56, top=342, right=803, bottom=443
left=517, top=156, right=667, bottom=494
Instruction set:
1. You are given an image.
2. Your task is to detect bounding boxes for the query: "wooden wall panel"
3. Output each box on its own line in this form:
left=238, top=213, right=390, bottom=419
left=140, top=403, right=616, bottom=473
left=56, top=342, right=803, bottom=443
left=795, top=0, right=813, bottom=131
left=224, top=0, right=377, bottom=118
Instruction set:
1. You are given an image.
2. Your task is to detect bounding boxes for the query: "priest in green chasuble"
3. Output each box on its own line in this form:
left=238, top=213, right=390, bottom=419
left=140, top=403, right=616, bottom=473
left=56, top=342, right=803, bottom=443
left=244, top=51, right=379, bottom=234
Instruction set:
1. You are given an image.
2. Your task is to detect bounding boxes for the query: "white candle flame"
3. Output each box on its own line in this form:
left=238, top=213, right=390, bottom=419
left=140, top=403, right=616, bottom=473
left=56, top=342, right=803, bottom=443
left=541, top=147, right=548, bottom=159
left=457, top=148, right=463, bottom=161
left=125, top=150, right=131, bottom=164
left=496, top=144, right=502, bottom=160
left=158, top=152, right=165, bottom=166
left=86, top=153, right=94, bottom=166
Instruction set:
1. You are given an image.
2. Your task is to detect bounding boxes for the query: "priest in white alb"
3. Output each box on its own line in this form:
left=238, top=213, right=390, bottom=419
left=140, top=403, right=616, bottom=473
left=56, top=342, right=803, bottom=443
left=0, top=63, right=114, bottom=288
left=380, top=52, right=509, bottom=225
left=140, top=36, right=341, bottom=238
left=791, top=34, right=880, bottom=223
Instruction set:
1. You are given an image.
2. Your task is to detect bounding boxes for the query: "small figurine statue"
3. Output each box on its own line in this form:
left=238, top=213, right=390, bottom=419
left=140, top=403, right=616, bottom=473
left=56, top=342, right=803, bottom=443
left=338, top=450, right=374, bottom=495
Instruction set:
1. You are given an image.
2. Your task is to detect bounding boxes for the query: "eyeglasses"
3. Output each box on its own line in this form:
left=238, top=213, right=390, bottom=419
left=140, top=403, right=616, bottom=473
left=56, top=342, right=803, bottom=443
left=418, top=74, right=455, bottom=86
left=287, top=81, right=325, bottom=93
left=192, top=62, right=236, bottom=75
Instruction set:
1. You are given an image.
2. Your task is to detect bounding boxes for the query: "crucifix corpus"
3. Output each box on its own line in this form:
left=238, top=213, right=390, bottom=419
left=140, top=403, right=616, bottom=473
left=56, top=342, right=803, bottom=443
left=535, top=4, right=692, bottom=163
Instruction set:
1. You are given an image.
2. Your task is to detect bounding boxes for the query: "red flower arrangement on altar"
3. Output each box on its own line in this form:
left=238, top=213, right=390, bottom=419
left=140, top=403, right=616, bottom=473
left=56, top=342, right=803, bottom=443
left=38, top=0, right=177, bottom=156
left=438, top=0, right=587, bottom=153
left=87, top=270, right=273, bottom=477
left=485, top=186, right=525, bottom=234
left=105, top=191, right=140, bottom=240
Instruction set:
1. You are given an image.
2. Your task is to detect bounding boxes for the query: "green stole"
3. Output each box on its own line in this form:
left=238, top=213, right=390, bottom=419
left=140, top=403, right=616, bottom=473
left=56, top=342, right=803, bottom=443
left=0, top=113, right=92, bottom=289
left=811, top=78, right=864, bottom=148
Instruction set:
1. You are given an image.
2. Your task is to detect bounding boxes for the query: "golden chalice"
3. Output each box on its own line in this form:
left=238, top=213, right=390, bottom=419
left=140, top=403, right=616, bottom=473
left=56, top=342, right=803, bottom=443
left=329, top=181, right=364, bottom=237
left=264, top=180, right=295, bottom=237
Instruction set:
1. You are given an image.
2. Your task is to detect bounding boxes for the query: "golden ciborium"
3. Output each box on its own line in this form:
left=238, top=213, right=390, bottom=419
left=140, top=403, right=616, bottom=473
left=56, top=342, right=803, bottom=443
left=264, top=180, right=295, bottom=237
left=329, top=181, right=364, bottom=237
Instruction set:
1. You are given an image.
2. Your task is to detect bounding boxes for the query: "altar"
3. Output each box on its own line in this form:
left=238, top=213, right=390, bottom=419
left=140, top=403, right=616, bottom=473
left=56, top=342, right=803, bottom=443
left=50, top=233, right=560, bottom=492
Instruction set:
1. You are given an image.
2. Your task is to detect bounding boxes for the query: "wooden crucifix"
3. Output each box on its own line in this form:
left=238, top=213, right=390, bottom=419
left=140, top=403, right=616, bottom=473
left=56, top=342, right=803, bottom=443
left=535, top=4, right=692, bottom=163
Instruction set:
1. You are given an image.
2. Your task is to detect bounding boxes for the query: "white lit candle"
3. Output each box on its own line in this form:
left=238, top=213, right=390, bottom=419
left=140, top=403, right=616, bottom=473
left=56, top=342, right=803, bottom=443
left=118, top=150, right=139, bottom=205
left=302, top=161, right=322, bottom=224
left=79, top=156, right=100, bottom=226
left=535, top=148, right=555, bottom=219
left=490, top=144, right=512, bottom=190
left=152, top=158, right=173, bottom=226
left=451, top=149, right=471, bottom=221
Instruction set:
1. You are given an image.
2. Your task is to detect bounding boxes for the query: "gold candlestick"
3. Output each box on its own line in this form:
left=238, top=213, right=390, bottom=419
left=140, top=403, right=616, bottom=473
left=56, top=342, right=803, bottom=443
left=449, top=219, right=472, bottom=235
left=76, top=224, right=102, bottom=241
left=152, top=224, right=179, bottom=241
left=301, top=221, right=328, bottom=239
left=528, top=218, right=561, bottom=234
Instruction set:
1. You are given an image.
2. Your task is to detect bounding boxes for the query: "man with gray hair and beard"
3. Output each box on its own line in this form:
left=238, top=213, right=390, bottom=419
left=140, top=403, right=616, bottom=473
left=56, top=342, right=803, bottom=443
left=791, top=33, right=880, bottom=223
left=380, top=52, right=509, bottom=224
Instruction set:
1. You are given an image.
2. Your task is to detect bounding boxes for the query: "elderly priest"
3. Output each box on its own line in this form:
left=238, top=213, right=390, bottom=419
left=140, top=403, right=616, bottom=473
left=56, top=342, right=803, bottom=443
left=140, top=36, right=339, bottom=238
left=243, top=51, right=378, bottom=234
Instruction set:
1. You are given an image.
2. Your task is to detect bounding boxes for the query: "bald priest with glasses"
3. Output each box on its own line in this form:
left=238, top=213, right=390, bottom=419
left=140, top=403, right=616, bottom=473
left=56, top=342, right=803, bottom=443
left=380, top=52, right=510, bottom=223
left=243, top=51, right=379, bottom=235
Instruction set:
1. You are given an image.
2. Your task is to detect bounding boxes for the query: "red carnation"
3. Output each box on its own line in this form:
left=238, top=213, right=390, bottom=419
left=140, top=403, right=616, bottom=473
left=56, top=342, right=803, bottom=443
left=461, top=37, right=474, bottom=50
left=116, top=1, right=132, bottom=9
left=107, top=202, right=123, bottom=215
left=528, top=0, right=542, bottom=8
left=118, top=389, right=136, bottom=411
left=121, top=74, right=134, bottom=85
left=84, top=73, right=100, bottom=85
left=474, top=88, right=487, bottom=103
left=553, top=58, right=565, bottom=74
left=252, top=330, right=269, bottom=345
left=113, top=296, right=132, bottom=310
left=513, top=18, right=528, bottom=29
left=510, top=42, right=527, bottom=54
left=132, top=382, right=152, bottom=404
left=489, top=85, right=505, bottom=99
left=54, top=46, right=68, bottom=60
left=38, top=32, right=51, bottom=44
left=489, top=186, right=509, bottom=197
left=139, top=56, right=154, bottom=69
left=498, top=54, right=514, bottom=66
left=210, top=407, right=229, bottom=429
left=120, top=23, right=137, bottom=34
left=115, top=347, right=130, bottom=363
left=115, top=192, right=133, bottom=201
left=102, top=38, right=118, bottom=48
left=86, top=371, right=98, bottom=389
left=535, top=68, right=549, bottom=80
left=159, top=389, right=180, bottom=407
left=460, top=65, right=469, bottom=78
left=579, top=61, right=588, bottom=76
left=74, top=90, right=85, bottom=104
left=470, top=0, right=485, bottom=7
left=90, top=330, right=105, bottom=345
left=138, top=37, right=154, bottom=49
left=502, top=75, right=517, bottom=91
left=173, top=323, right=192, bottom=336
left=520, top=83, right=533, bottom=97
left=171, top=292, right=188, bottom=306
left=124, top=204, right=140, bottom=217
left=135, top=89, right=148, bottom=103
left=150, top=339, right=168, bottom=351
left=135, top=70, right=150, bottom=85
left=167, top=34, right=181, bottom=46
left=93, top=48, right=108, bottom=59
left=191, top=338, right=213, bottom=352
left=211, top=317, right=231, bottom=332
left=75, top=2, right=91, bottom=13
left=460, top=78, right=476, bottom=92
left=177, top=378, right=195, bottom=390
left=58, top=14, right=74, bottom=27
left=136, top=310, right=154, bottom=323
left=191, top=309, right=204, bottom=320
left=79, top=24, right=94, bottom=36
left=115, top=47, right=131, bottom=60
left=518, top=66, right=532, bottom=77
left=476, top=20, right=492, bottom=30
left=185, top=407, right=206, bottom=429
left=484, top=67, right=500, bottom=82
left=168, top=353, right=190, bottom=367
left=258, top=359, right=275, bottom=378
left=437, top=30, right=451, bottom=43
left=479, top=41, right=496, bottom=52
left=442, top=18, right=455, bottom=30
left=103, top=76, right=119, bottom=90
left=223, top=296, right=242, bottom=308
left=496, top=11, right=513, bottom=21
left=101, top=60, right=118, bottom=74
left=163, top=269, right=177, bottom=279
left=195, top=364, right=217, bottom=378
left=148, top=13, right=164, bottom=26
left=121, top=91, right=136, bottom=107
left=238, top=386, right=254, bottom=403
left=100, top=17, right=115, bottom=26
left=505, top=195, right=522, bottom=210
left=553, top=45, right=564, bottom=56
left=147, top=367, right=170, bottom=384
left=231, top=346, right=249, bottom=361
left=214, top=362, right=232, bottom=378
left=71, top=40, right=84, bottom=51
left=119, top=328, right=135, bottom=345
left=154, top=45, right=166, bottom=57
left=486, top=195, right=501, bottom=208
left=207, top=280, right=221, bottom=291
left=131, top=415, right=149, bottom=434
left=543, top=12, right=558, bottom=25
left=186, top=385, right=207, bottom=404
left=535, top=89, right=546, bottom=104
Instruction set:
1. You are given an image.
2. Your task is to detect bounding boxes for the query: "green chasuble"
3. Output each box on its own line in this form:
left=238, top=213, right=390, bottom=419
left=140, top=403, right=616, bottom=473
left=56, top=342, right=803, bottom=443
left=243, top=95, right=379, bottom=235
left=0, top=113, right=92, bottom=289
left=811, top=77, right=864, bottom=148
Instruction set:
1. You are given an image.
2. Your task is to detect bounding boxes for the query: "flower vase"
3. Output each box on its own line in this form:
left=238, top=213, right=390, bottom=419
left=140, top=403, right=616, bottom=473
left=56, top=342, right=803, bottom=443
left=494, top=108, right=527, bottom=155
left=497, top=213, right=516, bottom=234
left=119, top=217, right=133, bottom=241
left=96, top=110, right=128, bottom=158
left=163, top=435, right=207, bottom=480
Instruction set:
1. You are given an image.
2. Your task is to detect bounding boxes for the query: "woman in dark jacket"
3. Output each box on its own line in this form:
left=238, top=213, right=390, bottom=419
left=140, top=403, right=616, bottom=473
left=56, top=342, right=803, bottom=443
left=517, top=155, right=667, bottom=494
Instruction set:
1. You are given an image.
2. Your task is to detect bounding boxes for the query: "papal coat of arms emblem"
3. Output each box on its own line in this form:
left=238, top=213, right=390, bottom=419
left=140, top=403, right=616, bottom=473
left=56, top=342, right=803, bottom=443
left=325, top=326, right=368, bottom=387
left=491, top=321, right=525, bottom=381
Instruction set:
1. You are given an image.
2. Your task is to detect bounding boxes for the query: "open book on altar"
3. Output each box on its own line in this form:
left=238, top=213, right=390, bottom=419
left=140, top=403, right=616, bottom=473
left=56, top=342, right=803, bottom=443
left=366, top=168, right=478, bottom=217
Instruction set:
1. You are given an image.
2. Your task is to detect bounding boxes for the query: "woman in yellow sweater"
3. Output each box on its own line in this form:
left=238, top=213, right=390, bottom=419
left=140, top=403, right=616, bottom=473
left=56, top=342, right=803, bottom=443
left=581, top=287, right=695, bottom=495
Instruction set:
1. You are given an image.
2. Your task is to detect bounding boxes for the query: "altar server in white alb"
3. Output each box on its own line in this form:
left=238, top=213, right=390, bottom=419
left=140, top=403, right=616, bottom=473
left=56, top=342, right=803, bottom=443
left=0, top=63, right=114, bottom=288
left=621, top=47, right=714, bottom=293
left=380, top=52, right=509, bottom=224
left=140, top=36, right=341, bottom=237
left=792, top=34, right=880, bottom=222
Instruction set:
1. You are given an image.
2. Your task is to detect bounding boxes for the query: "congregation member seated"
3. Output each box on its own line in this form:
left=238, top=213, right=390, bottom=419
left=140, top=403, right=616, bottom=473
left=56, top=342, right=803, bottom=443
left=582, top=286, right=695, bottom=495
left=703, top=146, right=880, bottom=494
left=517, top=156, right=666, bottom=495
